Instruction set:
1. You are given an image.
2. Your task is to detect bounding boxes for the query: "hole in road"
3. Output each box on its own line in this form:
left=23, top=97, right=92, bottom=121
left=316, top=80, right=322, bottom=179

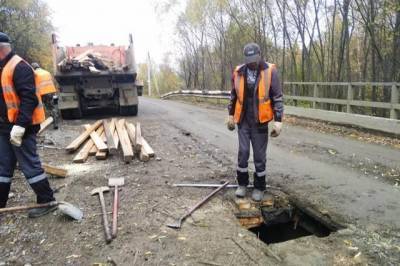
left=235, top=193, right=343, bottom=245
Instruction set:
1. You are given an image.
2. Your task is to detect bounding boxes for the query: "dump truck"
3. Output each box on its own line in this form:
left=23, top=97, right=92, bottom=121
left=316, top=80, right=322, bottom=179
left=52, top=34, right=139, bottom=119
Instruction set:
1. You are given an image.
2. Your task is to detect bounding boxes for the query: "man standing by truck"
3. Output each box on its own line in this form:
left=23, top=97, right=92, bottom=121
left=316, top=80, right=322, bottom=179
left=0, top=32, right=56, bottom=217
left=227, top=43, right=284, bottom=202
left=31, top=62, right=59, bottom=129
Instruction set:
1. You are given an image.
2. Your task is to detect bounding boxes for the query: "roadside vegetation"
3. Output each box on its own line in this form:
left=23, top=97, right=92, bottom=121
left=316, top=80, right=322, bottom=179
left=0, top=0, right=54, bottom=70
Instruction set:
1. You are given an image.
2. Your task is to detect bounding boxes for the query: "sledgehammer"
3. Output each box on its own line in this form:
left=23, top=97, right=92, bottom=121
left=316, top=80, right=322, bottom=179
left=108, top=178, right=125, bottom=238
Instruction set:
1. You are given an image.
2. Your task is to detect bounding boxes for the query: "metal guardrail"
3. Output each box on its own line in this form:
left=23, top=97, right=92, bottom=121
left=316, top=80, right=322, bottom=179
left=161, top=90, right=230, bottom=100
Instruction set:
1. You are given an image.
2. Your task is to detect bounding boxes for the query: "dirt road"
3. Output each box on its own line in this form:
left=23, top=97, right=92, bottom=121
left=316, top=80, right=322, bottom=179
left=0, top=97, right=399, bottom=265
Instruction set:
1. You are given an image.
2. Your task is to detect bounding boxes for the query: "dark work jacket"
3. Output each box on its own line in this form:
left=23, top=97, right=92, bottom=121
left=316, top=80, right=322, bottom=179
left=0, top=52, right=40, bottom=135
left=228, top=61, right=284, bottom=127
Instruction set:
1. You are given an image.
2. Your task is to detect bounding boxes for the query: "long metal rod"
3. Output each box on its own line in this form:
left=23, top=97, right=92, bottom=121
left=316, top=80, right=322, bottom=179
left=181, top=181, right=230, bottom=220
left=172, top=184, right=277, bottom=189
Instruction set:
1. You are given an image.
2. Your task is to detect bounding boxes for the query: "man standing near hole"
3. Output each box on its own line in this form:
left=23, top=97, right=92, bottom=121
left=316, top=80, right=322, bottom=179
left=227, top=43, right=284, bottom=201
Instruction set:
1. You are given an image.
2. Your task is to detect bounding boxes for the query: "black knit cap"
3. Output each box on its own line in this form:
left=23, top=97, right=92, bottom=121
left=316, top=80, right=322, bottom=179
left=0, top=32, right=11, bottom=43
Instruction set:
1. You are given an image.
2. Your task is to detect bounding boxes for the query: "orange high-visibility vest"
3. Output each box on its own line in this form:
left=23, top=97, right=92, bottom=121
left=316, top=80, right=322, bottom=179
left=0, top=55, right=46, bottom=125
left=34, top=68, right=57, bottom=96
left=233, top=63, right=275, bottom=124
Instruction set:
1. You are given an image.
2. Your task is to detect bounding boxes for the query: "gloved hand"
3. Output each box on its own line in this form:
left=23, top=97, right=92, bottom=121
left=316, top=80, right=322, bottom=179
left=227, top=115, right=235, bottom=131
left=270, top=121, right=282, bottom=137
left=10, top=125, right=26, bottom=147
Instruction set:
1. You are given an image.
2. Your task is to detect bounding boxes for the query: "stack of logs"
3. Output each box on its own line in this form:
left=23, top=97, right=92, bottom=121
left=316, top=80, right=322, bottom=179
left=66, top=119, right=154, bottom=163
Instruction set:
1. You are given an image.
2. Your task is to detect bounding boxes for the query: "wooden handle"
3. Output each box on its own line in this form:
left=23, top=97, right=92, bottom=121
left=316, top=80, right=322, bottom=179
left=184, top=181, right=230, bottom=220
left=112, top=186, right=119, bottom=238
left=0, top=202, right=57, bottom=214
left=99, top=192, right=112, bottom=243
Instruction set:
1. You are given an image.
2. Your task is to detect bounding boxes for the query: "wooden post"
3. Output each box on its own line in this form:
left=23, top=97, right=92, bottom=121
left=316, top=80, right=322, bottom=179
left=390, top=84, right=399, bottom=119
left=312, top=83, right=318, bottom=109
left=347, top=83, right=353, bottom=113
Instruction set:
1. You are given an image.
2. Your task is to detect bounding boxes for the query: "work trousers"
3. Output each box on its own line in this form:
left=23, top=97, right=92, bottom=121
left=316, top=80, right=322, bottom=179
left=0, top=133, right=54, bottom=208
left=236, top=119, right=268, bottom=190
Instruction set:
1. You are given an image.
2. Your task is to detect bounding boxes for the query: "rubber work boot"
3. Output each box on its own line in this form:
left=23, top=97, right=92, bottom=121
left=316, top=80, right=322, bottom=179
left=235, top=186, right=247, bottom=198
left=251, top=189, right=264, bottom=202
left=28, top=202, right=58, bottom=218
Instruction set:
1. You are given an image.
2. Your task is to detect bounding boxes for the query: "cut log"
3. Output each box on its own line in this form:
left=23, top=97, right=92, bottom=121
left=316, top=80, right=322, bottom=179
left=115, top=119, right=133, bottom=162
left=134, top=122, right=142, bottom=152
left=141, top=137, right=155, bottom=157
left=38, top=117, right=54, bottom=135
left=73, top=125, right=104, bottom=163
left=96, top=130, right=108, bottom=160
left=103, top=119, right=117, bottom=154
left=43, top=164, right=68, bottom=178
left=66, top=120, right=102, bottom=152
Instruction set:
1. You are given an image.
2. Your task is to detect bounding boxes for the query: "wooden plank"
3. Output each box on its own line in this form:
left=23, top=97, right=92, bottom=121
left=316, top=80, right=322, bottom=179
left=141, top=137, right=155, bottom=157
left=115, top=119, right=133, bottom=162
left=89, top=144, right=98, bottom=156
left=73, top=138, right=93, bottom=163
left=111, top=118, right=119, bottom=149
left=103, top=119, right=117, bottom=154
left=134, top=122, right=143, bottom=152
left=113, top=128, right=119, bottom=150
left=66, top=120, right=102, bottom=152
left=73, top=125, right=104, bottom=163
left=96, top=130, right=108, bottom=160
left=139, top=145, right=150, bottom=162
left=88, top=124, right=108, bottom=152
left=43, top=164, right=68, bottom=178
left=125, top=122, right=136, bottom=148
left=38, top=117, right=54, bottom=135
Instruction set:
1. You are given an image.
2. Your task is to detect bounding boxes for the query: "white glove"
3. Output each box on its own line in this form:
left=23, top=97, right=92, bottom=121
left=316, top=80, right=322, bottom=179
left=227, top=115, right=235, bottom=131
left=270, top=122, right=282, bottom=137
left=10, top=125, right=26, bottom=147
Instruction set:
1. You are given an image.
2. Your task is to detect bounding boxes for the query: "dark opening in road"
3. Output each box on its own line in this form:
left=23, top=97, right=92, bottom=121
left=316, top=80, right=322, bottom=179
left=249, top=206, right=334, bottom=244
left=235, top=192, right=343, bottom=245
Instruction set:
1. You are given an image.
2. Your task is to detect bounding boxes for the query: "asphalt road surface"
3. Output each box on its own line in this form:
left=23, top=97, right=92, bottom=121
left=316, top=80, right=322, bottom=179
left=140, top=97, right=400, bottom=229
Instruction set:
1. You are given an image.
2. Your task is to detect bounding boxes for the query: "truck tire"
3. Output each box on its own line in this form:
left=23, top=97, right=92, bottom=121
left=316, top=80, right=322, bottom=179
left=61, top=108, right=83, bottom=120
left=119, top=105, right=138, bottom=116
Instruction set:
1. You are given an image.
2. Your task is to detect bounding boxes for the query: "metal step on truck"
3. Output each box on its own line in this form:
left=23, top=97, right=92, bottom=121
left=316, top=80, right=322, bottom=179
left=52, top=34, right=143, bottom=119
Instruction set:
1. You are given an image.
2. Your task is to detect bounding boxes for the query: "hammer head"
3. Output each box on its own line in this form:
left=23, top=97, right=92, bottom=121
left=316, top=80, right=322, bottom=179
left=108, top=178, right=125, bottom=187
left=91, top=186, right=110, bottom=196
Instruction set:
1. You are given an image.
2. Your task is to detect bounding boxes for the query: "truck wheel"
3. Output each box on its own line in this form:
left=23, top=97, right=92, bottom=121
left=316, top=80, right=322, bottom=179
left=61, top=108, right=82, bottom=120
left=119, top=105, right=138, bottom=116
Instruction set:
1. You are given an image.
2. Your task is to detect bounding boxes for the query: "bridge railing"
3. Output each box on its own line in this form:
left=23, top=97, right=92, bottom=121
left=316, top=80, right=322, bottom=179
left=284, top=82, right=400, bottom=120
left=162, top=82, right=400, bottom=120
left=160, top=84, right=400, bottom=134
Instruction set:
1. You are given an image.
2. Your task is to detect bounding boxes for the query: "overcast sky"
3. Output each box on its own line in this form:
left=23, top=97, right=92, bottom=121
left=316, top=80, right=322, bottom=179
left=46, top=0, right=182, bottom=64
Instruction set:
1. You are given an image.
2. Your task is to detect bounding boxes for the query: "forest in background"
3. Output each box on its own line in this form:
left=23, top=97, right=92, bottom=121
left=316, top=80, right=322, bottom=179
left=150, top=0, right=400, bottom=102
left=0, top=0, right=53, bottom=70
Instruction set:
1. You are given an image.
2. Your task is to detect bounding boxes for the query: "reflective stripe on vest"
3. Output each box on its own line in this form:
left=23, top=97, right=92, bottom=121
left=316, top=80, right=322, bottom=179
left=34, top=68, right=57, bottom=95
left=0, top=55, right=46, bottom=125
left=233, top=63, right=275, bottom=124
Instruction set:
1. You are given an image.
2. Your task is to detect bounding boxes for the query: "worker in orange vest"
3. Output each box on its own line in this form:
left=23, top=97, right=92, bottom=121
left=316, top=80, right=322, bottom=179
left=31, top=62, right=59, bottom=129
left=227, top=43, right=284, bottom=201
left=0, top=32, right=56, bottom=217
